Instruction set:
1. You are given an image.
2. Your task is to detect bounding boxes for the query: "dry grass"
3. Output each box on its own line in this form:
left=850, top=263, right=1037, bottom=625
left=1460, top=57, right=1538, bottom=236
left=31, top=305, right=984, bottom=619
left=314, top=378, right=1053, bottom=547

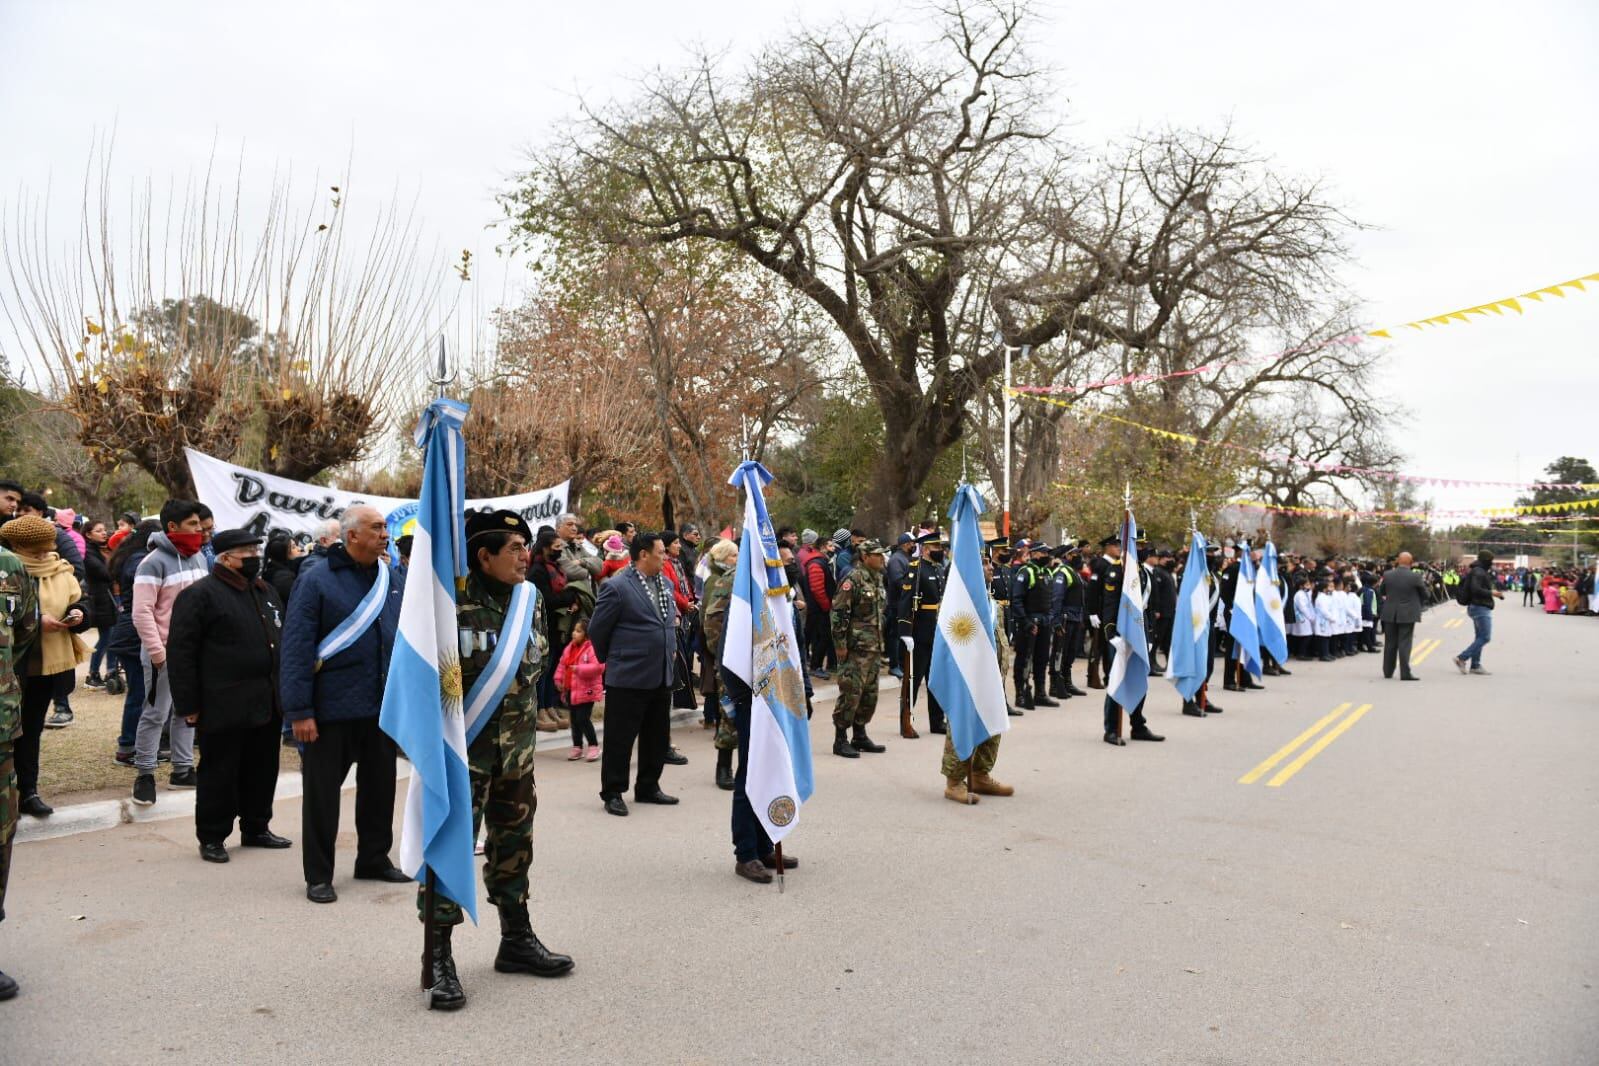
left=35, top=674, right=141, bottom=801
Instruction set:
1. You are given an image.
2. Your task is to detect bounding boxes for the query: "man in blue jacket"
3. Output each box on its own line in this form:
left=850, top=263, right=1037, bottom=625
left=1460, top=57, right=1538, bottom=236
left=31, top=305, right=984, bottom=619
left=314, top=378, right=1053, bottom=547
left=279, top=505, right=408, bottom=903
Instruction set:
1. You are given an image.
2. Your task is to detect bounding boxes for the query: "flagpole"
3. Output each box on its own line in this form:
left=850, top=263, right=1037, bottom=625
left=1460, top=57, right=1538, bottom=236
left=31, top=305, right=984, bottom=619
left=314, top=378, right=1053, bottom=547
left=1000, top=333, right=1012, bottom=542
left=420, top=334, right=455, bottom=1004
left=1192, top=509, right=1211, bottom=715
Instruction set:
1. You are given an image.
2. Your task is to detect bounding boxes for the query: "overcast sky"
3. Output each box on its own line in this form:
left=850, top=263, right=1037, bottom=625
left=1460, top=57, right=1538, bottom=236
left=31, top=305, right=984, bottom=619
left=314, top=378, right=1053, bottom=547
left=2, top=0, right=1595, bottom=513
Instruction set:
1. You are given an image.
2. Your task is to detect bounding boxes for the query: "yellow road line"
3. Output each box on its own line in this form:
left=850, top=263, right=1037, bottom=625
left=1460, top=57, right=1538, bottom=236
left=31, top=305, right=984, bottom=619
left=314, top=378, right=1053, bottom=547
left=1267, top=703, right=1374, bottom=787
left=1443, top=617, right=1464, bottom=630
left=1238, top=703, right=1351, bottom=785
left=1411, top=638, right=1443, bottom=665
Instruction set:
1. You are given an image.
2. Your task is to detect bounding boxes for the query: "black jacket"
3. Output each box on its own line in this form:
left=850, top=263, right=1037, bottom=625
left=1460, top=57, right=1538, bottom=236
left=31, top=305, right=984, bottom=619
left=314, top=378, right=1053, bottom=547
left=104, top=548, right=149, bottom=659
left=1464, top=562, right=1497, bottom=609
left=263, top=556, right=301, bottom=607
left=1148, top=564, right=1177, bottom=621
left=84, top=545, right=117, bottom=631
left=167, top=564, right=285, bottom=732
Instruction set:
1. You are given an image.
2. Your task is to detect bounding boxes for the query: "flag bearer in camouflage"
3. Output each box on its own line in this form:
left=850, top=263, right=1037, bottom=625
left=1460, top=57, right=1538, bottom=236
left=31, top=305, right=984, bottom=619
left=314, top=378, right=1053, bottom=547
left=829, top=539, right=888, bottom=759
left=0, top=542, right=39, bottom=1001
left=942, top=554, right=1013, bottom=805
left=698, top=538, right=740, bottom=791
left=418, top=509, right=573, bottom=1012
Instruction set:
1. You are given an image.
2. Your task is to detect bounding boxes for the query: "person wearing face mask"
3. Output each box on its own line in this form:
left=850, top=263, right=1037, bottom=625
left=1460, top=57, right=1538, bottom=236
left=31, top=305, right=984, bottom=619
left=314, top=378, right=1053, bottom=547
left=165, top=529, right=290, bottom=863
left=128, top=499, right=212, bottom=806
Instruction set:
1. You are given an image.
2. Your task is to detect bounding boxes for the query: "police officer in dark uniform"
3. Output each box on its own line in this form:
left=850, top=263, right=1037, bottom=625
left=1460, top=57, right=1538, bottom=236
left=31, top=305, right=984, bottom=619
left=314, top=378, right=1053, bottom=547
left=1044, top=546, right=1073, bottom=699
left=1009, top=542, right=1058, bottom=710
left=986, top=540, right=1022, bottom=717
left=1087, top=531, right=1164, bottom=746
left=896, top=531, right=949, bottom=734
left=1051, top=544, right=1089, bottom=698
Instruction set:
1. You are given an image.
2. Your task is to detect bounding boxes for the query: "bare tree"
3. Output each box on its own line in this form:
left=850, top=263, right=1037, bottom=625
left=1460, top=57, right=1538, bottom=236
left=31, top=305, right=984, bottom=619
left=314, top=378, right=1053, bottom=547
left=2, top=151, right=441, bottom=496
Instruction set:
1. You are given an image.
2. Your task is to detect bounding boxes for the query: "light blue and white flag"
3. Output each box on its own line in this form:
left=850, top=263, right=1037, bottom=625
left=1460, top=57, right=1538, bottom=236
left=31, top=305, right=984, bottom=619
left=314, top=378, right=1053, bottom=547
left=929, top=484, right=1009, bottom=761
left=724, top=460, right=813, bottom=843
left=378, top=397, right=477, bottom=923
left=1229, top=541, right=1263, bottom=679
left=1168, top=528, right=1211, bottom=702
left=1254, top=539, right=1289, bottom=664
left=1106, top=508, right=1150, bottom=712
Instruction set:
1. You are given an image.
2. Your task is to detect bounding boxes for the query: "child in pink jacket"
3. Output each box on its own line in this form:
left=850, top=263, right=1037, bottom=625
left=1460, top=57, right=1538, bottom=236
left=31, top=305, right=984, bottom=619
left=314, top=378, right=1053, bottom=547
left=555, top=617, right=603, bottom=761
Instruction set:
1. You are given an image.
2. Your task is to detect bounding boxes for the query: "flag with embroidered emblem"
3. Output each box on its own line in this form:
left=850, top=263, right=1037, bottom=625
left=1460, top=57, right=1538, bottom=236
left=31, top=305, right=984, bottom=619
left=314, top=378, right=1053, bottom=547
left=928, top=483, right=1010, bottom=760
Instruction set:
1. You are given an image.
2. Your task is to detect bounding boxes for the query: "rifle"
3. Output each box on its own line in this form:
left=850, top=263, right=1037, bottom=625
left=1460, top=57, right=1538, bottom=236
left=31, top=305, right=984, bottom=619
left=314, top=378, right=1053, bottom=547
left=1086, top=628, right=1104, bottom=689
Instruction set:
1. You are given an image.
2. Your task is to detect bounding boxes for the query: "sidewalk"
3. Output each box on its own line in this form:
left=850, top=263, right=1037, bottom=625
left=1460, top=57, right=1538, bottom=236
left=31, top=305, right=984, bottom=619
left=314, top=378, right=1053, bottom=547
left=16, top=683, right=840, bottom=845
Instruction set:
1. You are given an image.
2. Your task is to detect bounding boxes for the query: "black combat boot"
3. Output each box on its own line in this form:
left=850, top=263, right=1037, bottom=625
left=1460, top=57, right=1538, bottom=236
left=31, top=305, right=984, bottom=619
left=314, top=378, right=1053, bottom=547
left=1049, top=674, right=1068, bottom=699
left=715, top=748, right=734, bottom=790
left=1182, top=701, right=1206, bottom=717
left=422, top=924, right=466, bottom=1011
left=1016, top=684, right=1035, bottom=710
left=495, top=901, right=574, bottom=977
left=1033, top=679, right=1060, bottom=708
left=850, top=725, right=886, bottom=753
left=833, top=728, right=860, bottom=758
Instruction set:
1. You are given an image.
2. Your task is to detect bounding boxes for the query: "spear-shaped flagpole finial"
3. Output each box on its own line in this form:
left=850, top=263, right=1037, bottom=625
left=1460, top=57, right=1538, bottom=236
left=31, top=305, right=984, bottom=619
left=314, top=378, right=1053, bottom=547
left=1191, top=508, right=1198, bottom=534
left=1123, top=482, right=1132, bottom=509
left=429, top=335, right=456, bottom=398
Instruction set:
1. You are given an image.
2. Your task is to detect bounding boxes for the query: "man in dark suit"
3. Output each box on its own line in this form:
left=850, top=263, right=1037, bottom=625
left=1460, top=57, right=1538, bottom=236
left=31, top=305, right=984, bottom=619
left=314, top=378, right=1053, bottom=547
left=1378, top=551, right=1427, bottom=680
left=588, top=532, right=680, bottom=817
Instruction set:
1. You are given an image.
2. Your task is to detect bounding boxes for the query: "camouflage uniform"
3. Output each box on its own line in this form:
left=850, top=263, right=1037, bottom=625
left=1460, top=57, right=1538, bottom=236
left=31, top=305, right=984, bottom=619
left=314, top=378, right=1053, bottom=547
left=0, top=548, right=39, bottom=924
left=941, top=734, right=1001, bottom=778
left=699, top=561, right=738, bottom=753
left=830, top=563, right=884, bottom=729
left=419, top=570, right=547, bottom=926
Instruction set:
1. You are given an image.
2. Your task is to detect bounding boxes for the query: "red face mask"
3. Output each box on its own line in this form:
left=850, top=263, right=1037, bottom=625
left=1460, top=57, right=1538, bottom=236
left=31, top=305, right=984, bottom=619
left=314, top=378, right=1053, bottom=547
left=169, top=532, right=205, bottom=558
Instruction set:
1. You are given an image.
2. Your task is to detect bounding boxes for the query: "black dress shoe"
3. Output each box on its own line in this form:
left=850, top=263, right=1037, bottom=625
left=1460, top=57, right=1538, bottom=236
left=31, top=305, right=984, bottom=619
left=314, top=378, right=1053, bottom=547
left=0, top=969, right=17, bottom=1001
left=19, top=794, right=52, bottom=817
left=1103, top=733, right=1127, bottom=746
left=662, top=748, right=689, bottom=766
left=306, top=882, right=338, bottom=904
left=1182, top=703, right=1206, bottom=718
left=240, top=831, right=292, bottom=849
left=1006, top=705, right=1024, bottom=717
left=1276, top=667, right=1292, bottom=676
left=1033, top=694, right=1060, bottom=708
left=603, top=795, right=629, bottom=817
left=1223, top=682, right=1242, bottom=692
left=199, top=842, right=229, bottom=863
left=735, top=859, right=773, bottom=884
left=1130, top=726, right=1166, bottom=742
left=760, top=851, right=798, bottom=870
left=1202, top=702, right=1223, bottom=714
left=1066, top=684, right=1087, bottom=697
left=1401, top=674, right=1420, bottom=681
left=633, top=790, right=679, bottom=805
left=354, top=865, right=412, bottom=883
left=929, top=722, right=948, bottom=734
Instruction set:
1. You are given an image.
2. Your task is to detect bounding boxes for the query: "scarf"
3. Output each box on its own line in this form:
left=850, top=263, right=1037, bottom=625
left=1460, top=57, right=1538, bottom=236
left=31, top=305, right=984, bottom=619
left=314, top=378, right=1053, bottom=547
left=22, top=553, right=90, bottom=676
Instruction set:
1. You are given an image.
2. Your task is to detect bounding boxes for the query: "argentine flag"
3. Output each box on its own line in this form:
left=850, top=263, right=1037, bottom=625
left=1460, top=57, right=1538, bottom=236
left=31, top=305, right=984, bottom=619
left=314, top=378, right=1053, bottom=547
left=1254, top=539, right=1289, bottom=663
left=1106, top=509, right=1151, bottom=712
left=1168, top=529, right=1211, bottom=702
left=724, top=461, right=814, bottom=843
left=1229, top=541, right=1263, bottom=679
left=378, top=398, right=477, bottom=923
left=928, top=484, right=1009, bottom=761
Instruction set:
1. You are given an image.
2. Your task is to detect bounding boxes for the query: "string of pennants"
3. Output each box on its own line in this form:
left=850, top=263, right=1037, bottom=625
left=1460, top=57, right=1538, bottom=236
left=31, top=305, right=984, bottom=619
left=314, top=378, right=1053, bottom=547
left=1012, top=269, right=1598, bottom=398
left=1014, top=389, right=1599, bottom=492
left=1052, top=481, right=1599, bottom=524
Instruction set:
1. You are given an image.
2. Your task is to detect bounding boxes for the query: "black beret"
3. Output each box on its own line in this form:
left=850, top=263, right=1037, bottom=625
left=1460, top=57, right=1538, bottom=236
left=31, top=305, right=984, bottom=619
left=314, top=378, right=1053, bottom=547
left=466, top=508, right=533, bottom=545
left=211, top=528, right=263, bottom=553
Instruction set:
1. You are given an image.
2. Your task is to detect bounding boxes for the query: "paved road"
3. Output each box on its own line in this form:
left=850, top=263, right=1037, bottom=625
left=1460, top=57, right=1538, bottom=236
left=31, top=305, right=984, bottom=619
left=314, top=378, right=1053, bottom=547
left=5, top=602, right=1596, bottom=1064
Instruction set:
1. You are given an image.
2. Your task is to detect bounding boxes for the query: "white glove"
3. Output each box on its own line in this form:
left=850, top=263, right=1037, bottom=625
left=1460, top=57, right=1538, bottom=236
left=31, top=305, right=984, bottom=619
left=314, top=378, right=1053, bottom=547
left=1089, top=614, right=1101, bottom=629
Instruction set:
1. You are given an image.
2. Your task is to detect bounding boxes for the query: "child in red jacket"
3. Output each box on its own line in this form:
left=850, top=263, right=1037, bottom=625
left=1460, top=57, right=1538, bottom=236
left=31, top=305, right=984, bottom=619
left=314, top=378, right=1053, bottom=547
left=555, top=617, right=603, bottom=761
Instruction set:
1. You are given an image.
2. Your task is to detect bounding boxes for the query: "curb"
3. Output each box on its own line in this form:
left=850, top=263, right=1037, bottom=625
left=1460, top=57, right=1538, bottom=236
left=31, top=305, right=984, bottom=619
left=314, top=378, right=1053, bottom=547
left=18, top=685, right=841, bottom=846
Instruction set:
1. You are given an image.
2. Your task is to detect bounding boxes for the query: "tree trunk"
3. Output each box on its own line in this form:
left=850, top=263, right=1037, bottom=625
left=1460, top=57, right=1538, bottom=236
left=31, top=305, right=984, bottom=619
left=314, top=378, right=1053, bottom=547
left=852, top=393, right=961, bottom=535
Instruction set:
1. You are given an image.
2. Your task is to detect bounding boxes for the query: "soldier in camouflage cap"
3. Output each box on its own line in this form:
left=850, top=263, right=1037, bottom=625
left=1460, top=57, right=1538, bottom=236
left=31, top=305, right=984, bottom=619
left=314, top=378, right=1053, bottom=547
left=416, top=509, right=573, bottom=1012
left=829, top=538, right=888, bottom=758
left=0, top=538, right=39, bottom=1000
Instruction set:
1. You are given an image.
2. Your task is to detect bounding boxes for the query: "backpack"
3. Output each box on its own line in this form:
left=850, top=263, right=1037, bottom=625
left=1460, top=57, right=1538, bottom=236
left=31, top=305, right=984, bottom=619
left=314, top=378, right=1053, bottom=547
left=1453, top=573, right=1472, bottom=606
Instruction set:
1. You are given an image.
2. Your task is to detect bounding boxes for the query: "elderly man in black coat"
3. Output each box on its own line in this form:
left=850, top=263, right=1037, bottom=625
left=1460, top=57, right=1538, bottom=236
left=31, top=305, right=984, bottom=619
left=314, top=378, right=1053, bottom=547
left=587, top=532, right=680, bottom=817
left=167, top=528, right=291, bottom=863
left=1378, top=551, right=1427, bottom=681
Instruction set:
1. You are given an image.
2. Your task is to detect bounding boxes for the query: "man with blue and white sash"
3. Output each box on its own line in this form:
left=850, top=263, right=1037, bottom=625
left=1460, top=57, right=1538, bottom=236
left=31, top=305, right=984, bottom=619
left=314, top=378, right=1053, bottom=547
left=416, top=508, right=572, bottom=984
left=280, top=505, right=408, bottom=903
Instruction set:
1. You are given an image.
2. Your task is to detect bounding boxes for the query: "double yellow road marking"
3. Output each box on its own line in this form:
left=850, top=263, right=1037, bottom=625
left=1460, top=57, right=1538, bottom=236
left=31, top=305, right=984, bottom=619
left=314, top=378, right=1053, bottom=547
left=1411, top=638, right=1444, bottom=665
left=1239, top=701, right=1374, bottom=788
left=1441, top=617, right=1466, bottom=630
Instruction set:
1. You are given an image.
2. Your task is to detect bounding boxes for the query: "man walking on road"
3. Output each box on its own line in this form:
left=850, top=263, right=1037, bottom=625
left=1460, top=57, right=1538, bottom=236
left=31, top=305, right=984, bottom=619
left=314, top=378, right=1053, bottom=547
left=1378, top=551, right=1427, bottom=680
left=1453, top=550, right=1504, bottom=675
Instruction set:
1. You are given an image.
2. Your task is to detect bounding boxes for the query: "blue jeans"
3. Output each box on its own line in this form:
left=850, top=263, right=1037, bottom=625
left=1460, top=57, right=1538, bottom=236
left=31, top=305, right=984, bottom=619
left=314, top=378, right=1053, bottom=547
left=1458, top=605, right=1493, bottom=667
left=89, top=625, right=113, bottom=676
left=114, top=649, right=146, bottom=753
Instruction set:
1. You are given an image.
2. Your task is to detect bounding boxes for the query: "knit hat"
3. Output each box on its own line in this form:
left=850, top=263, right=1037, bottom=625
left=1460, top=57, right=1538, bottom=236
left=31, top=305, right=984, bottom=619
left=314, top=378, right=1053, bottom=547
left=801, top=529, right=818, bottom=546
left=603, top=534, right=626, bottom=554
left=2, top=514, right=60, bottom=554
left=54, top=507, right=77, bottom=530
left=831, top=528, right=850, bottom=549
